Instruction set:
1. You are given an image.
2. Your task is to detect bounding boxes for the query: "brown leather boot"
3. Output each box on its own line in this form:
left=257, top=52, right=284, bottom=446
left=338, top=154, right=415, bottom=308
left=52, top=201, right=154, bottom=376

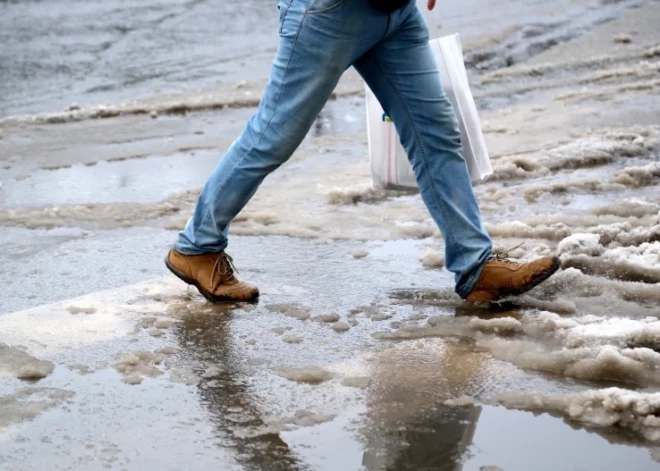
left=465, top=254, right=561, bottom=303
left=165, top=250, right=259, bottom=303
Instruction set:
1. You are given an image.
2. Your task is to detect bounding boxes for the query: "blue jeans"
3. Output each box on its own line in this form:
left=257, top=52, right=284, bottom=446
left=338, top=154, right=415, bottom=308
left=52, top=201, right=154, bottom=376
left=175, top=0, right=493, bottom=298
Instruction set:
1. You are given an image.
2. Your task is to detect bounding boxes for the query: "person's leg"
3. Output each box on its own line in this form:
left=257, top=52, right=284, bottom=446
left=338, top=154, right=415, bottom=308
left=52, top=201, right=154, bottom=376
left=354, top=3, right=492, bottom=298
left=167, top=0, right=391, bottom=301
left=175, top=1, right=352, bottom=255
left=355, top=4, right=560, bottom=301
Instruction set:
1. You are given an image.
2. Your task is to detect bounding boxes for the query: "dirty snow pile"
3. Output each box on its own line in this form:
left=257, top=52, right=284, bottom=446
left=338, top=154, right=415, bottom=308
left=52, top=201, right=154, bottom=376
left=496, top=387, right=660, bottom=444
left=478, top=313, right=660, bottom=387
left=0, top=343, right=54, bottom=380
left=490, top=126, right=660, bottom=181
left=559, top=234, right=660, bottom=283
left=376, top=311, right=660, bottom=387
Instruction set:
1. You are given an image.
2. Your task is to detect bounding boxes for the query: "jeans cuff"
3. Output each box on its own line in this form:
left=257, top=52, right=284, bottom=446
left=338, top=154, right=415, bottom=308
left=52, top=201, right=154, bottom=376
left=455, top=250, right=492, bottom=298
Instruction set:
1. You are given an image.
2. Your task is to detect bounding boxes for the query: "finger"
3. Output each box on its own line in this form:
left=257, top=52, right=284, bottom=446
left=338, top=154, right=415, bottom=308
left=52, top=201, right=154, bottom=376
left=427, top=0, right=436, bottom=10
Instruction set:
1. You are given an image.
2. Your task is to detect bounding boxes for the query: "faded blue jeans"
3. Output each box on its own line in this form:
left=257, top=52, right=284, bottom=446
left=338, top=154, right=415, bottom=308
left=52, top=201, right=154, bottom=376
left=175, top=0, right=493, bottom=298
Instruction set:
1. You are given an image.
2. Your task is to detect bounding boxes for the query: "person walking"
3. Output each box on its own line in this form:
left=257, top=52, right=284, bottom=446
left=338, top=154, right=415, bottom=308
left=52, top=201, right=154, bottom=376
left=165, top=0, right=560, bottom=303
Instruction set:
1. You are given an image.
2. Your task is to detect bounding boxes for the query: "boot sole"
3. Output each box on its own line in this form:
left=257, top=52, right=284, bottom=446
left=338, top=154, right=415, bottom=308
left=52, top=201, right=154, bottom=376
left=468, top=256, right=562, bottom=303
left=164, top=255, right=259, bottom=304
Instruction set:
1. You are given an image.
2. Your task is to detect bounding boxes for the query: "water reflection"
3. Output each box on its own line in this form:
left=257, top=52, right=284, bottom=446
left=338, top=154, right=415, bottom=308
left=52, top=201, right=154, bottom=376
left=165, top=296, right=660, bottom=471
left=172, top=303, right=305, bottom=471
left=361, top=338, right=488, bottom=471
left=362, top=406, right=482, bottom=471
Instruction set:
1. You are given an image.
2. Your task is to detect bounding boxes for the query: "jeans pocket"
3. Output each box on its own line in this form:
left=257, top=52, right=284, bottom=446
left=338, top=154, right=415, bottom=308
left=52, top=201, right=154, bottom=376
left=278, top=0, right=294, bottom=34
left=306, top=0, right=348, bottom=14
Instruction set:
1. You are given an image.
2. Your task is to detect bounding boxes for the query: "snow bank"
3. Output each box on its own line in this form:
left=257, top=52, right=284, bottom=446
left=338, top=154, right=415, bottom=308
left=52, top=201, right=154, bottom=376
left=496, top=388, right=660, bottom=443
left=491, top=126, right=660, bottom=181
left=612, top=162, right=660, bottom=187
left=484, top=221, right=572, bottom=241
left=562, top=241, right=660, bottom=283
left=376, top=311, right=660, bottom=387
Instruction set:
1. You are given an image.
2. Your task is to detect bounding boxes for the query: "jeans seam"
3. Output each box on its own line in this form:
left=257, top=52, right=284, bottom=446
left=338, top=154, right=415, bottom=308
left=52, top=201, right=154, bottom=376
left=307, top=0, right=348, bottom=14
left=279, top=0, right=294, bottom=34
left=371, top=54, right=468, bottom=271
left=192, top=10, right=307, bottom=250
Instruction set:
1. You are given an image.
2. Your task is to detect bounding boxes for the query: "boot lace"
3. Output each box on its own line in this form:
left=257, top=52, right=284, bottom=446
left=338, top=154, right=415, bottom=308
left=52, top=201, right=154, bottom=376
left=490, top=242, right=524, bottom=266
left=211, top=252, right=238, bottom=287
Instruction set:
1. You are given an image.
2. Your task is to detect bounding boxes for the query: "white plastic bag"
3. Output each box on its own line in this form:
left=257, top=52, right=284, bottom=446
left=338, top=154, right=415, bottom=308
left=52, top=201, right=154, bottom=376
left=366, top=33, right=493, bottom=190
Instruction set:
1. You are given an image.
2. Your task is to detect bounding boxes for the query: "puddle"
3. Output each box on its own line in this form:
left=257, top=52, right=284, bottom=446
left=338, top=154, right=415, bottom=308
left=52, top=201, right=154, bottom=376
left=354, top=405, right=660, bottom=471
left=0, top=96, right=365, bottom=210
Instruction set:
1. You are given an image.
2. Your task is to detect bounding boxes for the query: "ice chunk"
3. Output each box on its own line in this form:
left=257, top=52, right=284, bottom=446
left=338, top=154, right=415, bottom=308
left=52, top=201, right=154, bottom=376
left=122, top=375, right=143, bottom=385
left=612, top=162, right=660, bottom=187
left=469, top=317, right=522, bottom=335
left=557, top=234, right=604, bottom=257
left=289, top=410, right=336, bottom=427
left=153, top=319, right=172, bottom=329
left=323, top=183, right=391, bottom=205
left=0, top=344, right=54, bottom=380
left=352, top=249, right=369, bottom=259
left=485, top=221, right=572, bottom=241
left=564, top=242, right=660, bottom=283
left=420, top=248, right=445, bottom=268
left=275, top=366, right=331, bottom=384
left=267, top=304, right=311, bottom=321
left=155, top=346, right=179, bottom=355
left=311, top=313, right=340, bottom=323
left=444, top=395, right=476, bottom=407
left=332, top=322, right=351, bottom=332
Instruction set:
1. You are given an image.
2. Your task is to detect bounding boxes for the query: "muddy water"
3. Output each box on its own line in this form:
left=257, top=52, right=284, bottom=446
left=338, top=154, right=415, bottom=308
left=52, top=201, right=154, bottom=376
left=0, top=261, right=658, bottom=470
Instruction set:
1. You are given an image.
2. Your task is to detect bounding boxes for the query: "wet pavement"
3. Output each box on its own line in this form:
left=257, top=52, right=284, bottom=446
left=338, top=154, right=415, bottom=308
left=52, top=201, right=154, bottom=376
left=1, top=236, right=659, bottom=471
left=2, top=0, right=660, bottom=470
